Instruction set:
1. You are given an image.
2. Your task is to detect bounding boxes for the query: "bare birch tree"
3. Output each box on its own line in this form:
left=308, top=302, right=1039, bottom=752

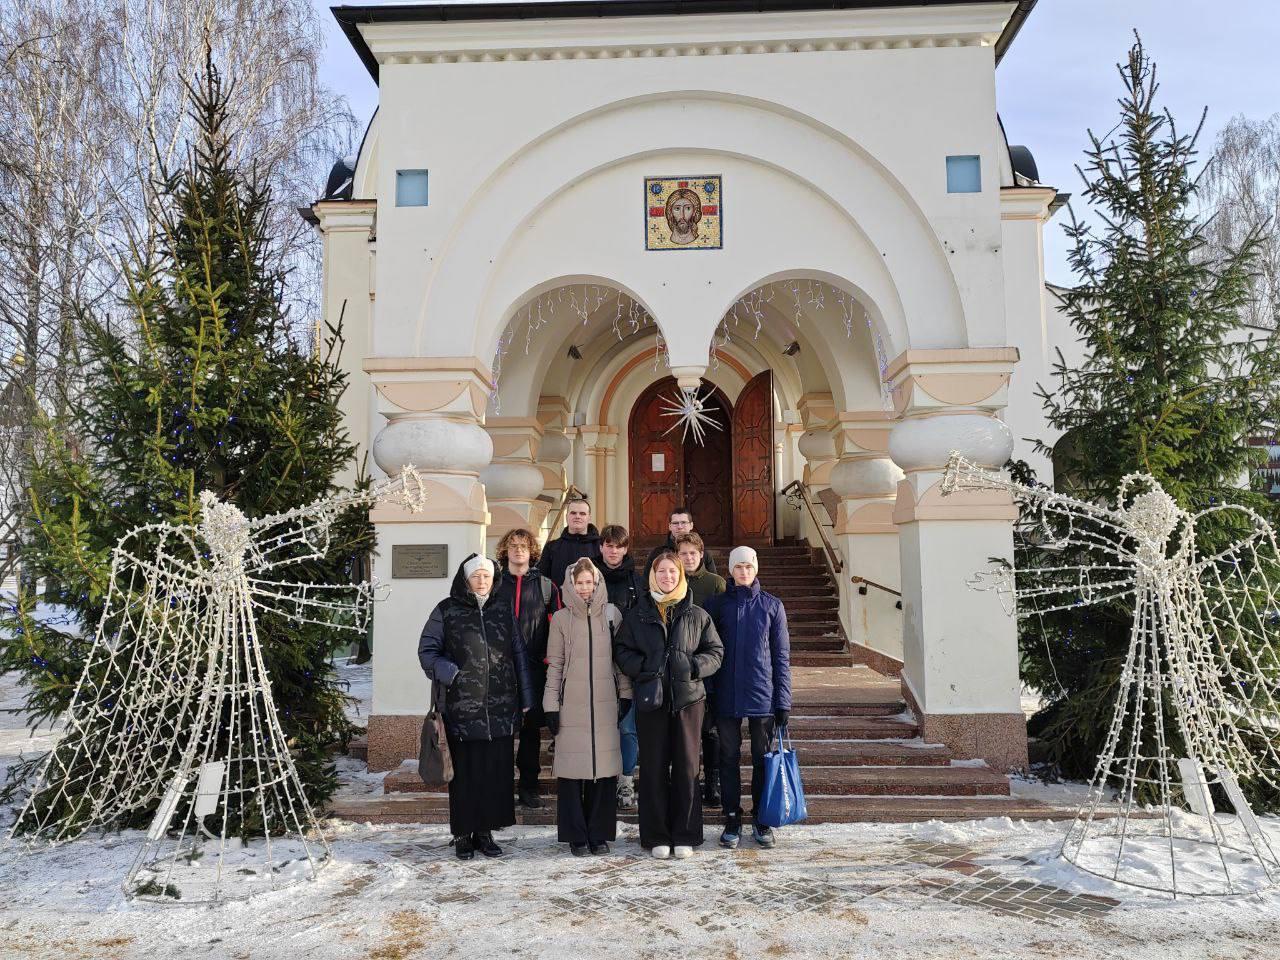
left=1203, top=114, right=1280, bottom=331
left=0, top=0, right=357, bottom=581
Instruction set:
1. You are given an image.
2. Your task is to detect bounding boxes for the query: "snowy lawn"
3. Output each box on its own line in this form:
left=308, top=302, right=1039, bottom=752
left=0, top=660, right=1276, bottom=958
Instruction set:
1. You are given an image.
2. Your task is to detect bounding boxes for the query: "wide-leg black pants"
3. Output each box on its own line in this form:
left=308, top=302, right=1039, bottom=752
left=556, top=777, right=618, bottom=845
left=716, top=715, right=776, bottom=823
left=445, top=733, right=516, bottom=837
left=636, top=700, right=706, bottom=848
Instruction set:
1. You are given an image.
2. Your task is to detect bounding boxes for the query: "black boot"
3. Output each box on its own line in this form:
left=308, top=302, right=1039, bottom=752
left=570, top=842, right=590, bottom=857
left=453, top=835, right=476, bottom=860
left=473, top=831, right=503, bottom=858
left=518, top=786, right=544, bottom=809
left=703, top=768, right=721, bottom=808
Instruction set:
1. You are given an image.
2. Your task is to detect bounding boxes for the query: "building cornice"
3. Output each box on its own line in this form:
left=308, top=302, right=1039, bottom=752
left=334, top=2, right=1024, bottom=75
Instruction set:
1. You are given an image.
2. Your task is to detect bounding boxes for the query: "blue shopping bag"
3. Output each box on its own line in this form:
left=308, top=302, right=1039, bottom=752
left=757, top=726, right=808, bottom=828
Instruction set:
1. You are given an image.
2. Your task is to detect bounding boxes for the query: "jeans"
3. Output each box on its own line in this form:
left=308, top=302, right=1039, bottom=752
left=618, top=702, right=638, bottom=776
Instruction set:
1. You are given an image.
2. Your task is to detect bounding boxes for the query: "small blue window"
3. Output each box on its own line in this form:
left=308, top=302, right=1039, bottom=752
left=946, top=155, right=981, bottom=194
left=396, top=169, right=429, bottom=206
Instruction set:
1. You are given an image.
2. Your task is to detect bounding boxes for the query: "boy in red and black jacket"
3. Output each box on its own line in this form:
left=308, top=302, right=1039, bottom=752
left=494, top=528, right=561, bottom=809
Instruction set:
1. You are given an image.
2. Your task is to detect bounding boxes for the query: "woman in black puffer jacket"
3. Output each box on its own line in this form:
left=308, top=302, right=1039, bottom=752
left=613, top=551, right=723, bottom=860
left=418, top=554, right=535, bottom=860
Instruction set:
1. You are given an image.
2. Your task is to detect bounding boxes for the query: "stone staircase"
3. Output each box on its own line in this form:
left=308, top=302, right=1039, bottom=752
left=332, top=665, right=1063, bottom=825
left=702, top=540, right=851, bottom=668
left=329, top=539, right=1072, bottom=825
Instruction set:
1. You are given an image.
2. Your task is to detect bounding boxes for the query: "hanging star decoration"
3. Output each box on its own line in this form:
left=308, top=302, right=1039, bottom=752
left=943, top=452, right=1280, bottom=898
left=10, top=467, right=428, bottom=904
left=660, top=384, right=722, bottom=445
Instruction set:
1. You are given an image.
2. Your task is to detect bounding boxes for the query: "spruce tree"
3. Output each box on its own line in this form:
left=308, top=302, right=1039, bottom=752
left=0, top=54, right=370, bottom=826
left=1024, top=37, right=1280, bottom=793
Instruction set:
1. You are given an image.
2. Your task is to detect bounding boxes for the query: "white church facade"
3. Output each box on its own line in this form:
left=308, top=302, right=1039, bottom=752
left=313, top=0, right=1071, bottom=779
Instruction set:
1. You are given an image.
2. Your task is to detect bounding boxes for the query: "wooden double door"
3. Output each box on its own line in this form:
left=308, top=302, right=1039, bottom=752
left=627, top=371, right=774, bottom=548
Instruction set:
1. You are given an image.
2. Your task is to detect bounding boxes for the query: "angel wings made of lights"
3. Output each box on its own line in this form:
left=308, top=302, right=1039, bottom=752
left=8, top=468, right=428, bottom=903
left=943, top=452, right=1280, bottom=897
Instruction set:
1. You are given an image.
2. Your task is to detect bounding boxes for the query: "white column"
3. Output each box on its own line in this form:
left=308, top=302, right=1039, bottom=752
left=363, top=356, right=494, bottom=771
left=482, top=417, right=547, bottom=555
left=828, top=412, right=904, bottom=663
left=887, top=348, right=1027, bottom=771
left=313, top=200, right=376, bottom=490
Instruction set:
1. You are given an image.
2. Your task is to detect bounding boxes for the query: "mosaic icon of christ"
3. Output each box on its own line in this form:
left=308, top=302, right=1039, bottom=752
left=665, top=187, right=702, bottom=245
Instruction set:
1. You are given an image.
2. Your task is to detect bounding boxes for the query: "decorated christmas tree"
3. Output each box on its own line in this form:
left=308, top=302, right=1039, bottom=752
left=0, top=53, right=370, bottom=828
left=1024, top=36, right=1280, bottom=793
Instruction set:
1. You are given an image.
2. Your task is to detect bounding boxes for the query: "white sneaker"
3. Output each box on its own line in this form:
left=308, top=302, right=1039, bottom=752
left=651, top=845, right=671, bottom=860
left=673, top=845, right=693, bottom=859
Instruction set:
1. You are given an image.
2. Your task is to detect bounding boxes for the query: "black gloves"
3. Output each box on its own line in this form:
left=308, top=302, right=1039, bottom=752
left=617, top=698, right=632, bottom=722
left=774, top=709, right=790, bottom=729
left=545, top=712, right=560, bottom=736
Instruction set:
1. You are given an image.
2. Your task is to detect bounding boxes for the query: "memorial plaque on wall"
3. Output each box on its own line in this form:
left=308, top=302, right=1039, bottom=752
left=392, top=544, right=449, bottom=579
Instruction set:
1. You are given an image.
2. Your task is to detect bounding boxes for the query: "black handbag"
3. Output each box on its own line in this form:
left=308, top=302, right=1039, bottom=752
left=634, top=644, right=672, bottom=713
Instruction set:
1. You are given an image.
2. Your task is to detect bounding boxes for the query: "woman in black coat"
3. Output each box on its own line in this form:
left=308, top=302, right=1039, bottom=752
left=418, top=554, right=535, bottom=860
left=613, top=551, right=723, bottom=860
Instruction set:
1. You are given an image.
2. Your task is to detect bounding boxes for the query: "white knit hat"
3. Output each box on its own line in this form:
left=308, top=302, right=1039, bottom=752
left=462, top=555, right=495, bottom=581
left=728, top=546, right=759, bottom=572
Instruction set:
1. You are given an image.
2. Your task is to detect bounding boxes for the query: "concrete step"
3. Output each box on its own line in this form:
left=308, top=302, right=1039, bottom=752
left=532, top=736, right=942, bottom=768
left=791, top=652, right=854, bottom=667
left=383, top=762, right=1007, bottom=798
left=327, top=793, right=1069, bottom=826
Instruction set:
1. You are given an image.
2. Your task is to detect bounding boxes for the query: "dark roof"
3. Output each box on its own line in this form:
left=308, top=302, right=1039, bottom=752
left=333, top=0, right=1038, bottom=81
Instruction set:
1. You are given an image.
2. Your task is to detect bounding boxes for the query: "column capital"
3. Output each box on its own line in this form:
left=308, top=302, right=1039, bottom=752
left=312, top=199, right=376, bottom=233
left=796, top=391, right=836, bottom=429
left=885, top=348, right=1018, bottom=418
left=577, top=424, right=620, bottom=452
left=828, top=410, right=896, bottom=459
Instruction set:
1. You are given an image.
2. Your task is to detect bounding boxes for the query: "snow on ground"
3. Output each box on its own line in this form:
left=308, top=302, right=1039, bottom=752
left=0, top=660, right=1277, bottom=959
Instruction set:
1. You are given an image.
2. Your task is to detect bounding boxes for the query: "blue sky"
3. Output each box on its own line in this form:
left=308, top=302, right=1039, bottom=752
left=314, top=1, right=1280, bottom=286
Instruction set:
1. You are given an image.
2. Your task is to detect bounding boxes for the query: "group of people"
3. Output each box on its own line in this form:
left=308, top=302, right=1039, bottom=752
left=417, top=500, right=792, bottom=861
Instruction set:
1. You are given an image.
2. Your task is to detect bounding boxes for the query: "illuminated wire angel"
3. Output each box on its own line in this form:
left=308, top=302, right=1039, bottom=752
left=943, top=452, right=1280, bottom=897
left=9, top=468, right=427, bottom=903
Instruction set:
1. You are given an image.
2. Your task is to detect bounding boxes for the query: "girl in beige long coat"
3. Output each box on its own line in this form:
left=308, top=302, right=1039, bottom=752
left=544, top=558, right=634, bottom=855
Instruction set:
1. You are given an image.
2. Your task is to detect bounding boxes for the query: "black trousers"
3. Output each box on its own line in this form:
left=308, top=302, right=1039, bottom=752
left=716, top=715, right=776, bottom=823
left=556, top=777, right=618, bottom=845
left=516, top=707, right=544, bottom=791
left=636, top=700, right=706, bottom=848
left=701, top=689, right=720, bottom=787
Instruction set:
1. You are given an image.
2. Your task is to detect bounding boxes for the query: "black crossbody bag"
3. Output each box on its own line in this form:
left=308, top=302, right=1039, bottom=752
left=635, top=643, right=672, bottom=713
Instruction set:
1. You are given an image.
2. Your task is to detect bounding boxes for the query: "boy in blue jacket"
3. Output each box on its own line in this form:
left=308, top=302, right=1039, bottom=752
left=705, top=546, right=792, bottom=849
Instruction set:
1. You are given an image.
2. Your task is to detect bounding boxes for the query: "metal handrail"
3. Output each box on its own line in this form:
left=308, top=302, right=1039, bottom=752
left=780, top=479, right=843, bottom=577
left=851, top=575, right=903, bottom=610
left=544, top=483, right=589, bottom=541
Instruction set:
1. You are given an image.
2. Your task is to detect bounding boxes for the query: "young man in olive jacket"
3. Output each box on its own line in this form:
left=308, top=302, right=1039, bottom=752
left=493, top=528, right=561, bottom=809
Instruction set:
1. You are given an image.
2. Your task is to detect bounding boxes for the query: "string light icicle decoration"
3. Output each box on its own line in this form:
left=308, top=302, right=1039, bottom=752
left=943, top=452, right=1280, bottom=898
left=9, top=468, right=429, bottom=903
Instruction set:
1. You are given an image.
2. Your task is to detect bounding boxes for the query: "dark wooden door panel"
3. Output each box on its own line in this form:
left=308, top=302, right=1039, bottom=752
left=629, top=377, right=683, bottom=543
left=683, top=387, right=732, bottom=546
left=732, top=370, right=775, bottom=546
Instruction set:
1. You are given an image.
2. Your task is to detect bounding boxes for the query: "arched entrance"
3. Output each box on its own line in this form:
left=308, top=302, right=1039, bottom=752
left=628, top=377, right=733, bottom=547
left=627, top=372, right=776, bottom=548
